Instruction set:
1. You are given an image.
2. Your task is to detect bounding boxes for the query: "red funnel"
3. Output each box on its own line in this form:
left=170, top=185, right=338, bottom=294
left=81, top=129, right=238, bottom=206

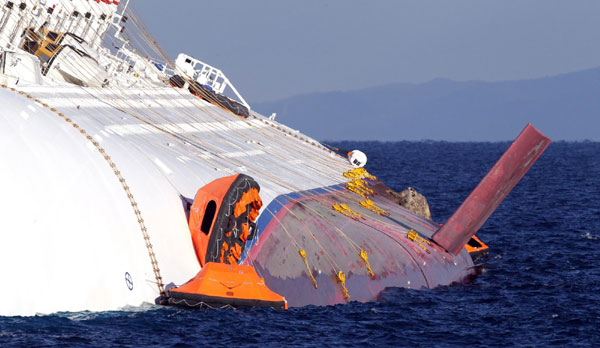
left=432, top=124, right=551, bottom=255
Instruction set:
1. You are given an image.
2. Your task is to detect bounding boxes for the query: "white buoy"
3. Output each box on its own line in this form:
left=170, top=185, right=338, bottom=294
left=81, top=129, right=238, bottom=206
left=348, top=150, right=367, bottom=168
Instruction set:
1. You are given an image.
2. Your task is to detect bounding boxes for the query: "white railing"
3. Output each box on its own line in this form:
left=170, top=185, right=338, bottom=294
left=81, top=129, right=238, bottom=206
left=175, top=53, right=249, bottom=109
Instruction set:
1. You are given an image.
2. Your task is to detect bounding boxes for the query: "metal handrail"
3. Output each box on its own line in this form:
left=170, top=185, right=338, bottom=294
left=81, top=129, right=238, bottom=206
left=175, top=53, right=249, bottom=109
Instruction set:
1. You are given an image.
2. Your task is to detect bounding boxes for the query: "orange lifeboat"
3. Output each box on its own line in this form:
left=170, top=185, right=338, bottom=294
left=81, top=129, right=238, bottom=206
left=158, top=174, right=285, bottom=309
left=465, top=235, right=489, bottom=260
left=167, top=262, right=287, bottom=310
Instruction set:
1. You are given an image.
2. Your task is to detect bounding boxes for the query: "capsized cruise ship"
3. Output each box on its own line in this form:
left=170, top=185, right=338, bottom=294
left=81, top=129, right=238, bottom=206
left=0, top=0, right=550, bottom=315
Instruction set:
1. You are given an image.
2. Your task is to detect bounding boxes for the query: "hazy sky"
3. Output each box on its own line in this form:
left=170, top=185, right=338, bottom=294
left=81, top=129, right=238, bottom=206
left=133, top=1, right=600, bottom=103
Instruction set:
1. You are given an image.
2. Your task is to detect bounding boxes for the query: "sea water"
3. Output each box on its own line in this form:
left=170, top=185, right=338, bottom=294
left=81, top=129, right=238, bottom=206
left=1, top=141, right=598, bottom=347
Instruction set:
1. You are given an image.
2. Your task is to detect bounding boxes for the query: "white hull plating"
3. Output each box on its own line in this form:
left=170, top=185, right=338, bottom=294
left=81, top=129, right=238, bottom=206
left=0, top=83, right=351, bottom=316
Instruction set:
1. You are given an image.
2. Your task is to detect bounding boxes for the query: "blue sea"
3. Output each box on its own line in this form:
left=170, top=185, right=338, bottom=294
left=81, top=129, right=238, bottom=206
left=1, top=141, right=598, bottom=347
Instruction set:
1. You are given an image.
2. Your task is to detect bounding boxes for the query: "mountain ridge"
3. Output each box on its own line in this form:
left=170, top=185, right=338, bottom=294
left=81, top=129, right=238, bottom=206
left=252, top=67, right=600, bottom=141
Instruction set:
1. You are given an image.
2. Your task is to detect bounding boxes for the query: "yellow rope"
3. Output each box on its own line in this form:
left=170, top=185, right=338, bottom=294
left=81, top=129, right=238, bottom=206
left=345, top=179, right=374, bottom=198
left=337, top=271, right=350, bottom=301
left=343, top=168, right=378, bottom=181
left=359, top=199, right=389, bottom=216
left=360, top=250, right=375, bottom=279
left=332, top=203, right=363, bottom=220
left=407, top=229, right=432, bottom=254
left=299, top=249, right=318, bottom=289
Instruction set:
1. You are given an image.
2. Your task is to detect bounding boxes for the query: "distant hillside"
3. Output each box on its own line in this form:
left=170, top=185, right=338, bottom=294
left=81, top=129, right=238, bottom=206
left=252, top=68, right=600, bottom=141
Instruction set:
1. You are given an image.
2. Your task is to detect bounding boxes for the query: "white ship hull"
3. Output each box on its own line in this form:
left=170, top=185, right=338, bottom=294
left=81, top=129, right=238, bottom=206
left=0, top=83, right=349, bottom=315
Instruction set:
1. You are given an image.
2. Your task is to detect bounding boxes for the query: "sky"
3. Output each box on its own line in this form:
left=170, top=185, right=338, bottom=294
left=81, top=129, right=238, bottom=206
left=132, top=1, right=600, bottom=103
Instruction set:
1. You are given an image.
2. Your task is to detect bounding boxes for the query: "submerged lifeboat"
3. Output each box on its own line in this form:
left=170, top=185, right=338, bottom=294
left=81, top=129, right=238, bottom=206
left=465, top=235, right=489, bottom=261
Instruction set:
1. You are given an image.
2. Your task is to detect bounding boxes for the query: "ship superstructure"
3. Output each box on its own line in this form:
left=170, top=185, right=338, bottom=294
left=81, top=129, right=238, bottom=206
left=0, top=1, right=550, bottom=315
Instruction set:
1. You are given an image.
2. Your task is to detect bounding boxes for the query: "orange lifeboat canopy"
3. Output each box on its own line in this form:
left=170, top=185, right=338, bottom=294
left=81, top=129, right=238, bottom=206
left=167, top=263, right=287, bottom=310
left=188, top=174, right=238, bottom=267
left=188, top=174, right=263, bottom=267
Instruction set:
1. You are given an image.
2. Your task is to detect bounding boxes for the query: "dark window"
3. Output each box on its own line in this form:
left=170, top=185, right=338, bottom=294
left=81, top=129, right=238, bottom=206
left=22, top=40, right=38, bottom=54
left=46, top=31, right=59, bottom=42
left=45, top=43, right=58, bottom=53
left=467, top=237, right=483, bottom=248
left=200, top=201, right=217, bottom=235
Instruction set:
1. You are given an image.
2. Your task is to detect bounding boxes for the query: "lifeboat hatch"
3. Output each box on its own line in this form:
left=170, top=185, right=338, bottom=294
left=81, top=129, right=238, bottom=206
left=187, top=174, right=263, bottom=267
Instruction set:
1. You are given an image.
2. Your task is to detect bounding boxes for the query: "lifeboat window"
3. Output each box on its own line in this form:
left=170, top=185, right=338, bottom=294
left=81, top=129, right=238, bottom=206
left=201, top=201, right=217, bottom=235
